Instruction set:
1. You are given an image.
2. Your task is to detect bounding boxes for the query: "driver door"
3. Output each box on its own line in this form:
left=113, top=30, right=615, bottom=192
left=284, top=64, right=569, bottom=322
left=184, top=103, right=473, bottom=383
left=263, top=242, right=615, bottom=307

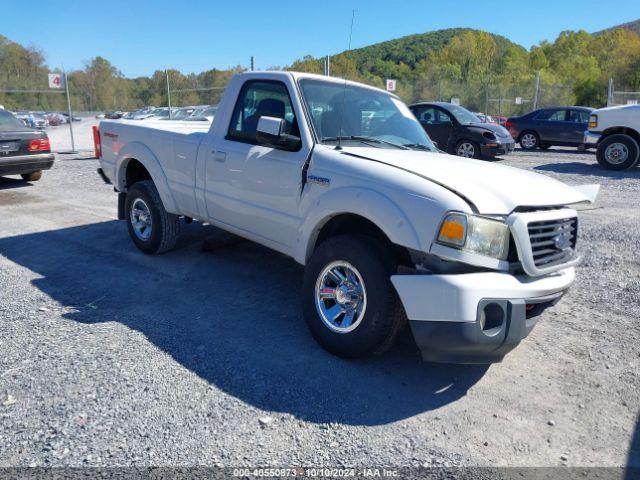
left=204, top=80, right=310, bottom=249
left=414, top=106, right=453, bottom=150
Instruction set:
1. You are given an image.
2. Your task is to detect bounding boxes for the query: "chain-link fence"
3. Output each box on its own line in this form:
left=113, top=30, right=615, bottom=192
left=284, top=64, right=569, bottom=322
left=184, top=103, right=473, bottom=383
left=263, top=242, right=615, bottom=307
left=404, top=73, right=576, bottom=117
left=608, top=79, right=640, bottom=106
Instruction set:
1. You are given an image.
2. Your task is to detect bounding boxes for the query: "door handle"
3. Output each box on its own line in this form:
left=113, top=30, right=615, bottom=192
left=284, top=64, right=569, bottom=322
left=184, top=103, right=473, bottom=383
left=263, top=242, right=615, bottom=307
left=213, top=151, right=226, bottom=162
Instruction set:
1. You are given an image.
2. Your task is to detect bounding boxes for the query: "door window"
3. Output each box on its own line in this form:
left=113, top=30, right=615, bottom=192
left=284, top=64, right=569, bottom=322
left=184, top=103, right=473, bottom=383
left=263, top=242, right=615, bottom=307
left=435, top=109, right=452, bottom=124
left=227, top=80, right=299, bottom=144
left=548, top=109, right=568, bottom=121
left=569, top=110, right=590, bottom=123
left=534, top=109, right=567, bottom=121
left=416, top=107, right=451, bottom=124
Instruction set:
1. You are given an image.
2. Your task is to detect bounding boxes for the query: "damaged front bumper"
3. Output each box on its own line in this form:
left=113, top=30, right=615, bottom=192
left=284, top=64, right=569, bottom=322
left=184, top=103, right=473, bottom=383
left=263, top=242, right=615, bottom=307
left=391, top=267, right=575, bottom=364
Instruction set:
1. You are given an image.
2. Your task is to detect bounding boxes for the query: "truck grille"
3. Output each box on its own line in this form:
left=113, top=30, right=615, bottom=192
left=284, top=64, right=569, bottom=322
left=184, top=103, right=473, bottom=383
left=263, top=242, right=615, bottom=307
left=527, top=217, right=578, bottom=268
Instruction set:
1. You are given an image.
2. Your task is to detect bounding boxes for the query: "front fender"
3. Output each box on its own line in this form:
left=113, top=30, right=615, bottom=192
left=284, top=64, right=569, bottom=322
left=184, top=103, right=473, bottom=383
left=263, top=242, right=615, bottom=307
left=114, top=141, right=179, bottom=215
left=294, top=187, right=422, bottom=264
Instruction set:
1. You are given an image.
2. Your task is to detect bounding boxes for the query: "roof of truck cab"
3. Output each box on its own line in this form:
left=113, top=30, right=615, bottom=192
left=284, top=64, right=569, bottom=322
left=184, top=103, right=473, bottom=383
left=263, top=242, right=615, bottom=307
left=235, top=71, right=397, bottom=97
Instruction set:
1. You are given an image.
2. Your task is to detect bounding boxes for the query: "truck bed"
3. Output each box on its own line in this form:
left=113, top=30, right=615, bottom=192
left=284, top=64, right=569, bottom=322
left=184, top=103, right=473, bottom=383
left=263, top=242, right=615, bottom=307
left=98, top=119, right=209, bottom=215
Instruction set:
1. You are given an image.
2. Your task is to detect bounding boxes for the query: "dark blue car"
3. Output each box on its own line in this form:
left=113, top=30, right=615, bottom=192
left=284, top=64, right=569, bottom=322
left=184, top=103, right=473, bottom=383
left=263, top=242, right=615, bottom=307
left=506, top=107, right=593, bottom=151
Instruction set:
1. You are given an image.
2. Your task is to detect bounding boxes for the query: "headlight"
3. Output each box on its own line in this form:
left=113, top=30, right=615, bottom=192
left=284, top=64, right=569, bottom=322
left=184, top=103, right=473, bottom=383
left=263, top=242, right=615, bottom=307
left=588, top=114, right=598, bottom=129
left=482, top=131, right=496, bottom=140
left=437, top=213, right=510, bottom=260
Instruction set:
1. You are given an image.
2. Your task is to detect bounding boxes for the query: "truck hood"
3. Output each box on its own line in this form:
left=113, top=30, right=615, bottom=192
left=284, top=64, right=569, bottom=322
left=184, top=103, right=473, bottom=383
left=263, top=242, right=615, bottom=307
left=339, top=146, right=596, bottom=214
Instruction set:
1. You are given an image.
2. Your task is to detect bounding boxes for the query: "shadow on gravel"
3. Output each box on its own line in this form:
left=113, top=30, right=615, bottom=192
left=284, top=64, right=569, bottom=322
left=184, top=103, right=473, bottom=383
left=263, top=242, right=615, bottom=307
left=0, top=176, right=33, bottom=190
left=0, top=220, right=488, bottom=426
left=535, top=161, right=640, bottom=179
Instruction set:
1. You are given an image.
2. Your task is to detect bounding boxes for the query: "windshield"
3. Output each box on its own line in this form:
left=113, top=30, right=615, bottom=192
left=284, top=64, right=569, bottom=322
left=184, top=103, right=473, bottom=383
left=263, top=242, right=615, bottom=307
left=447, top=105, right=481, bottom=124
left=299, top=79, right=436, bottom=151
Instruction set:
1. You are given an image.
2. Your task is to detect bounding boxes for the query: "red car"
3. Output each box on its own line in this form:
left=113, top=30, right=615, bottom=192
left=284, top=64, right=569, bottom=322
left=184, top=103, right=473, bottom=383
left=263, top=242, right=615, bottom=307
left=493, top=116, right=508, bottom=126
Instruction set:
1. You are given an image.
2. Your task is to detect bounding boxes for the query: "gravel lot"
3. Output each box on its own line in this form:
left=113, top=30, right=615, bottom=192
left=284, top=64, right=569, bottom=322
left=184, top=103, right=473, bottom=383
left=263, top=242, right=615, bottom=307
left=46, top=118, right=99, bottom=153
left=0, top=146, right=638, bottom=470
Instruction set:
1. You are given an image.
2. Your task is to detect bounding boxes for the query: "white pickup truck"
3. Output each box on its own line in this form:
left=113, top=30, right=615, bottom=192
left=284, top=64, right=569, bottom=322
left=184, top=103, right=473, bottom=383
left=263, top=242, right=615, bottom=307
left=584, top=104, right=640, bottom=170
left=97, top=71, right=598, bottom=364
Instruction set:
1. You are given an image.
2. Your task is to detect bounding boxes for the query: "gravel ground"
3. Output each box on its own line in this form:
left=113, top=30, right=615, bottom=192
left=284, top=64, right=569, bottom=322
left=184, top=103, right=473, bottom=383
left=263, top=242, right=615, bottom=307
left=0, top=147, right=638, bottom=470
left=46, top=118, right=99, bottom=153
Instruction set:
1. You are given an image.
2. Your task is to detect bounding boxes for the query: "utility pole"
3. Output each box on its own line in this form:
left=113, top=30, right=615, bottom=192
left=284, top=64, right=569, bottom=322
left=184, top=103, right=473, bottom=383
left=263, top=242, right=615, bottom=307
left=165, top=69, right=172, bottom=119
left=484, top=88, right=489, bottom=115
left=323, top=56, right=331, bottom=76
left=533, top=71, right=541, bottom=110
left=607, top=78, right=614, bottom=106
left=250, top=56, right=255, bottom=71
left=63, top=69, right=76, bottom=153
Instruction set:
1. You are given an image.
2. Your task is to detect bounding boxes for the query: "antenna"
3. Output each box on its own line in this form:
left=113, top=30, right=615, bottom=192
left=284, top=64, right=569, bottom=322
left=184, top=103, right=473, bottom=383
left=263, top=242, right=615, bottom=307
left=336, top=10, right=355, bottom=150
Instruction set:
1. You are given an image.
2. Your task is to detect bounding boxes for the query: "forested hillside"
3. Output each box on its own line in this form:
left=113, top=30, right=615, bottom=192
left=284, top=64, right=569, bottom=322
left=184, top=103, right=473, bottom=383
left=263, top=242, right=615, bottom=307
left=596, top=19, right=640, bottom=36
left=1, top=20, right=639, bottom=113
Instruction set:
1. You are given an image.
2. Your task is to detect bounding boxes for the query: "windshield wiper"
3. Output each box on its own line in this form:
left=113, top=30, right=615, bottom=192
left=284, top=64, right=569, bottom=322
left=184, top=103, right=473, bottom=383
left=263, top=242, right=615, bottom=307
left=403, top=143, right=434, bottom=151
left=321, top=135, right=409, bottom=150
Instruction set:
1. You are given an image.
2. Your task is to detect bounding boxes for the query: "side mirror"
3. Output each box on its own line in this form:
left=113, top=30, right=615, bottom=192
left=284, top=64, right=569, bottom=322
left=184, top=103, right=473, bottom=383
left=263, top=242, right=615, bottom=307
left=256, top=116, right=301, bottom=151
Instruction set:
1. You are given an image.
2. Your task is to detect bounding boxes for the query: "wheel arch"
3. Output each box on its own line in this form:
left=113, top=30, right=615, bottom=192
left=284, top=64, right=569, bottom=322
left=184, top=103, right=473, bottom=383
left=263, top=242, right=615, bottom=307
left=296, top=188, right=422, bottom=266
left=517, top=129, right=539, bottom=142
left=114, top=142, right=179, bottom=214
left=600, top=127, right=640, bottom=145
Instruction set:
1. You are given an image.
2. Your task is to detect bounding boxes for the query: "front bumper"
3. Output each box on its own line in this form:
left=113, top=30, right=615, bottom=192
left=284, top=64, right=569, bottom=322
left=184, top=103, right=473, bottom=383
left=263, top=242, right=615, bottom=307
left=0, top=153, right=55, bottom=175
left=583, top=131, right=601, bottom=146
left=391, top=268, right=575, bottom=364
left=481, top=140, right=515, bottom=157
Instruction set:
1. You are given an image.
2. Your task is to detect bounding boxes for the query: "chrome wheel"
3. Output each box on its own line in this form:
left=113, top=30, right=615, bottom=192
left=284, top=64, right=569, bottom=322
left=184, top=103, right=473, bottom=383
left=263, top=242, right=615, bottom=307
left=456, top=142, right=476, bottom=158
left=604, top=142, right=629, bottom=165
left=521, top=133, right=537, bottom=149
left=314, top=261, right=367, bottom=334
left=130, top=198, right=153, bottom=241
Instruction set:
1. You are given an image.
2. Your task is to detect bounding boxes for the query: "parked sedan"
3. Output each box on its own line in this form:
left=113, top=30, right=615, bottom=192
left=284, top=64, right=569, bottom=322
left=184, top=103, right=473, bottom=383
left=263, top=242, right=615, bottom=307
left=409, top=102, right=515, bottom=159
left=506, top=107, right=593, bottom=151
left=0, top=109, right=54, bottom=181
left=493, top=115, right=508, bottom=126
left=184, top=106, right=218, bottom=122
left=105, top=111, right=125, bottom=119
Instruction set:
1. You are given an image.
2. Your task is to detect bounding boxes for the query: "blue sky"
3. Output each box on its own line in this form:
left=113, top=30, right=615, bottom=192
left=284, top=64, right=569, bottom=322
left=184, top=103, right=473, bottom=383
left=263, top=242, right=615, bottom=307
left=4, top=0, right=639, bottom=77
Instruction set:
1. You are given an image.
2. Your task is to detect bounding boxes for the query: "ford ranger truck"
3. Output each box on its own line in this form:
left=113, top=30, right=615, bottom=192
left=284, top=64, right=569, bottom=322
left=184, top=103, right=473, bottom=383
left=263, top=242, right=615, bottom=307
left=96, top=72, right=598, bottom=364
left=584, top=104, right=640, bottom=170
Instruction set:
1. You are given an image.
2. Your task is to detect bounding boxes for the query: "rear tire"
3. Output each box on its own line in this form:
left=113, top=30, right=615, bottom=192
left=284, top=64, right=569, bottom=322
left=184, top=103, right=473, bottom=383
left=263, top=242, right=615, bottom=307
left=519, top=131, right=539, bottom=150
left=125, top=180, right=180, bottom=254
left=302, top=235, right=405, bottom=359
left=596, top=134, right=640, bottom=170
left=20, top=171, right=42, bottom=182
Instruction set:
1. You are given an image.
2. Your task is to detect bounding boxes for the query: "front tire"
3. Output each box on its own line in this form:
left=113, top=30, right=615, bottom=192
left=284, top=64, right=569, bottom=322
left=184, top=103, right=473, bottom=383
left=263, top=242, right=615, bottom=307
left=21, top=171, right=42, bottom=182
left=125, top=180, right=180, bottom=254
left=519, top=131, right=539, bottom=150
left=455, top=140, right=480, bottom=159
left=596, top=134, right=640, bottom=170
left=302, top=235, right=404, bottom=359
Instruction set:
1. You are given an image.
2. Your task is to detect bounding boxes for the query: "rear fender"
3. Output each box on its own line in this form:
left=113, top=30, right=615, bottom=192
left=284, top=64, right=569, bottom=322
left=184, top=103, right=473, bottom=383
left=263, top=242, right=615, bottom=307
left=114, top=141, right=179, bottom=214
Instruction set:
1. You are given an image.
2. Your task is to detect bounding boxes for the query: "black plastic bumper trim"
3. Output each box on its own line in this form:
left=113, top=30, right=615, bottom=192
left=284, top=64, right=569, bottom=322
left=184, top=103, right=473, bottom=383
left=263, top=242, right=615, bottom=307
left=0, top=154, right=54, bottom=175
left=410, top=294, right=563, bottom=364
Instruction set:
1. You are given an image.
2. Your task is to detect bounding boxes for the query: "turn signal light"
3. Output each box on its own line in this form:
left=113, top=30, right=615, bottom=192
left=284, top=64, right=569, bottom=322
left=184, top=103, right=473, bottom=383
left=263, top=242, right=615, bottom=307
left=588, top=115, right=598, bottom=129
left=28, top=138, right=51, bottom=152
left=438, top=214, right=467, bottom=247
